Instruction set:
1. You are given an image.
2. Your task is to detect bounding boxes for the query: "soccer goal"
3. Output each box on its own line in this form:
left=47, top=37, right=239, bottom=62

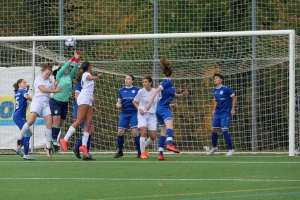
left=0, top=30, right=297, bottom=156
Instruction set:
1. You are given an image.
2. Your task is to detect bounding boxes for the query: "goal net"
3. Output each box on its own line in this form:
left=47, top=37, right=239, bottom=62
left=0, top=31, right=298, bottom=156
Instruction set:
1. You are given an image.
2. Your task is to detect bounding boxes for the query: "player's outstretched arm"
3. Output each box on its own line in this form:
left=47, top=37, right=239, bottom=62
left=175, top=90, right=189, bottom=98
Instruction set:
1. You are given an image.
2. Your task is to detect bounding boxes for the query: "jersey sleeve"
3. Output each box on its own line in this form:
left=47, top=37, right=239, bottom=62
left=160, top=80, right=170, bottom=90
left=134, top=89, right=142, bottom=103
left=21, top=89, right=28, bottom=98
left=34, top=76, right=44, bottom=88
left=226, top=86, right=235, bottom=97
left=69, top=63, right=79, bottom=80
left=56, top=61, right=71, bottom=79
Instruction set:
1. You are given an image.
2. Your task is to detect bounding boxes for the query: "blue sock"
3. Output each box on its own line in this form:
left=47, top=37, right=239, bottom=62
left=87, top=135, right=91, bottom=152
left=21, top=137, right=25, bottom=148
left=134, top=136, right=140, bottom=153
left=75, top=138, right=82, bottom=150
left=222, top=131, right=233, bottom=150
left=212, top=133, right=218, bottom=148
left=52, top=126, right=60, bottom=143
left=159, top=136, right=166, bottom=155
left=23, top=137, right=30, bottom=155
left=166, top=128, right=173, bottom=145
left=117, top=135, right=124, bottom=152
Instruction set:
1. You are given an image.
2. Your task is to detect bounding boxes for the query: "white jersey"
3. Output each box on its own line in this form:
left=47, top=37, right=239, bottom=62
left=79, top=72, right=94, bottom=100
left=134, top=88, right=159, bottom=114
left=32, top=75, right=54, bottom=104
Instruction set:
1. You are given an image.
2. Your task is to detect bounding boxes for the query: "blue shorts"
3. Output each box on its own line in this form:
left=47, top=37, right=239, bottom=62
left=49, top=98, right=68, bottom=119
left=156, top=106, right=173, bottom=127
left=212, top=115, right=232, bottom=130
left=118, top=112, right=138, bottom=130
left=13, top=115, right=26, bottom=130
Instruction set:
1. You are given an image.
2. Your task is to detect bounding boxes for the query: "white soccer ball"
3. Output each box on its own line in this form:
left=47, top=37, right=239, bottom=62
left=65, top=37, right=76, bottom=48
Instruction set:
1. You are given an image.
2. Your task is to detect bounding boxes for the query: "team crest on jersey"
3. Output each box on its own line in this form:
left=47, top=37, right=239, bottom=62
left=220, top=90, right=223, bottom=94
left=54, top=110, right=58, bottom=114
left=132, top=90, right=136, bottom=93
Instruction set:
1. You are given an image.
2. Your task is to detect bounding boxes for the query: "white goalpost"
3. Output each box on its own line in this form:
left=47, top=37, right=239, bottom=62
left=0, top=30, right=297, bottom=156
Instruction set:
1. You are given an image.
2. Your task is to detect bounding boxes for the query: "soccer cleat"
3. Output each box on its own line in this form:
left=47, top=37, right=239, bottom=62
left=140, top=152, right=148, bottom=159
left=23, top=154, right=35, bottom=160
left=79, top=145, right=89, bottom=157
left=13, top=148, right=24, bottom=157
left=225, top=150, right=235, bottom=156
left=83, top=155, right=96, bottom=161
left=166, top=145, right=180, bottom=153
left=144, top=148, right=149, bottom=157
left=158, top=155, right=166, bottom=161
left=45, top=147, right=52, bottom=158
left=113, top=151, right=123, bottom=158
left=72, top=147, right=81, bottom=159
left=60, top=138, right=68, bottom=152
left=207, top=147, right=218, bottom=156
left=137, top=152, right=141, bottom=158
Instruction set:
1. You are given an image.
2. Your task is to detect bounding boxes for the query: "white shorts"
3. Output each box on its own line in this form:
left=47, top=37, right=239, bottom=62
left=138, top=112, right=157, bottom=130
left=77, top=94, right=93, bottom=106
left=30, top=101, right=51, bottom=117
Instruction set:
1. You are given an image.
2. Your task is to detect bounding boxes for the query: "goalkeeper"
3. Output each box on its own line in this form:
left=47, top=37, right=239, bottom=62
left=50, top=50, right=80, bottom=153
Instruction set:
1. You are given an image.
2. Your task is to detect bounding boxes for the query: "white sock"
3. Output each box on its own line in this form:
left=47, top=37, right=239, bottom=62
left=64, top=126, right=76, bottom=141
left=18, top=123, right=30, bottom=140
left=82, top=132, right=89, bottom=146
left=140, top=137, right=146, bottom=153
left=145, top=137, right=154, bottom=148
left=45, top=129, right=52, bottom=149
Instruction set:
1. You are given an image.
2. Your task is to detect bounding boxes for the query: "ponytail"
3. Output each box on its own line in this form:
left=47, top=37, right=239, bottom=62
left=13, top=79, right=24, bottom=92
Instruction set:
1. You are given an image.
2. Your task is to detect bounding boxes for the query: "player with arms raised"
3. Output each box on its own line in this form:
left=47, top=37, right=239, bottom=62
left=207, top=73, right=236, bottom=156
left=145, top=57, right=189, bottom=160
left=60, top=61, right=102, bottom=158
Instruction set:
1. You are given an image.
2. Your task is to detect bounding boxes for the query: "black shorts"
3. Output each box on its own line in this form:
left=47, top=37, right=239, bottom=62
left=49, top=98, right=68, bottom=119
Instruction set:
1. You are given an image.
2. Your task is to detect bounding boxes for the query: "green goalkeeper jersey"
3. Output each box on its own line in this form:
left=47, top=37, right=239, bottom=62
left=53, top=61, right=78, bottom=102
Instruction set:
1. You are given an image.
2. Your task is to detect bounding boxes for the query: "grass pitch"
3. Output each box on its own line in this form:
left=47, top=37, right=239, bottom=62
left=0, top=153, right=299, bottom=200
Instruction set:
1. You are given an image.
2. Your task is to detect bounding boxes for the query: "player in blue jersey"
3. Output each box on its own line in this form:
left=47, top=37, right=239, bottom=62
left=145, top=57, right=189, bottom=161
left=207, top=73, right=236, bottom=156
left=13, top=79, right=35, bottom=160
left=113, top=75, right=141, bottom=158
left=50, top=50, right=80, bottom=153
left=72, top=68, right=101, bottom=161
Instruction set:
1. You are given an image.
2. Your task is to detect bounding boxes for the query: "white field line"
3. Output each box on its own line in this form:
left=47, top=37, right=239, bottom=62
left=0, top=177, right=299, bottom=182
left=0, top=160, right=299, bottom=164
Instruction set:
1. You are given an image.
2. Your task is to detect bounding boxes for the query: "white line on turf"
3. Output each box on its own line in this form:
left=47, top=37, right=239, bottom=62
left=0, top=177, right=299, bottom=182
left=0, top=161, right=299, bottom=164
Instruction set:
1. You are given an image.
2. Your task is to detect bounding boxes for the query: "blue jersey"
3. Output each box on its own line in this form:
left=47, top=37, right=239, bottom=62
left=158, top=78, right=175, bottom=107
left=73, top=81, right=82, bottom=114
left=213, top=85, right=234, bottom=116
left=118, top=86, right=140, bottom=113
left=14, top=89, right=28, bottom=118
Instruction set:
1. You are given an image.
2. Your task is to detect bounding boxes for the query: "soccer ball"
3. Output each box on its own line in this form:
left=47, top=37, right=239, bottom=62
left=65, top=37, right=76, bottom=48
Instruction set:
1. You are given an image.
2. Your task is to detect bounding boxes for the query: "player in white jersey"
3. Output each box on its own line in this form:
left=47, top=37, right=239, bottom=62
left=133, top=76, right=159, bottom=159
left=16, top=63, right=62, bottom=158
left=60, top=61, right=102, bottom=158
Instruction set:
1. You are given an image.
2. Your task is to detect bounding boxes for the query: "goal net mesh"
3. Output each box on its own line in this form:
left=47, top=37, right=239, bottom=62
left=0, top=34, right=299, bottom=153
